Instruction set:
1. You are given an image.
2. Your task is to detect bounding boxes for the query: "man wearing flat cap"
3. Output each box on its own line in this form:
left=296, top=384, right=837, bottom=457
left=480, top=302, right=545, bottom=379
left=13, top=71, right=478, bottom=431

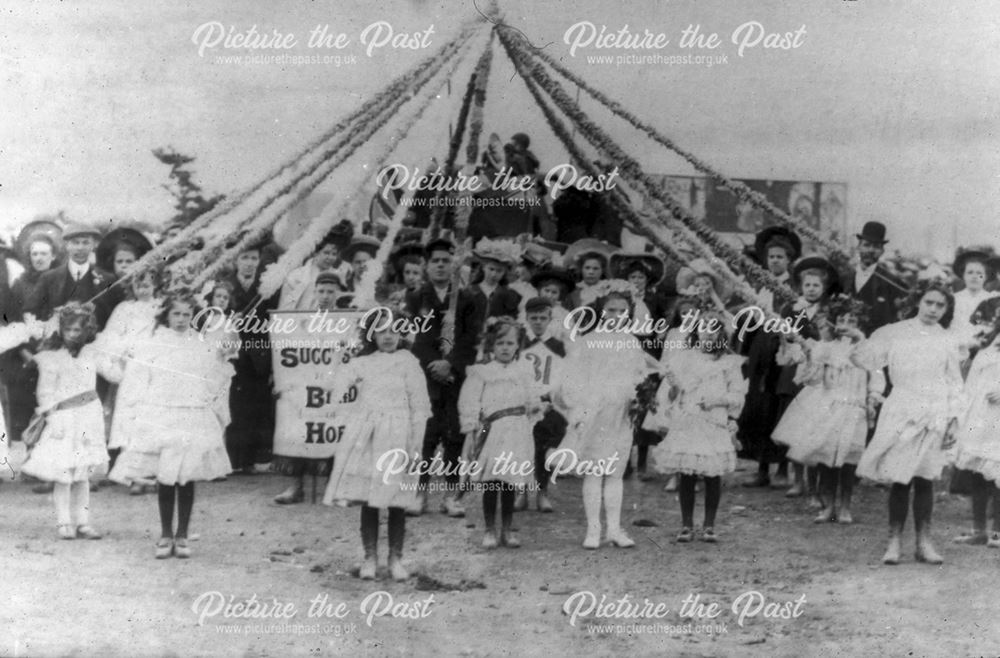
left=404, top=238, right=482, bottom=517
left=840, top=221, right=907, bottom=336
left=25, top=223, right=124, bottom=330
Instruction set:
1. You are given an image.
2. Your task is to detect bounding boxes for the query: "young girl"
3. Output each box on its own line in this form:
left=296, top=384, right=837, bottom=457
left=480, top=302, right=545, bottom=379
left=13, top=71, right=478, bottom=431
left=109, top=293, right=233, bottom=559
left=772, top=296, right=877, bottom=524
left=323, top=317, right=431, bottom=581
left=852, top=282, right=964, bottom=565
left=101, top=269, right=162, bottom=494
left=21, top=303, right=115, bottom=540
left=647, top=313, right=746, bottom=542
left=951, top=314, right=1000, bottom=547
left=459, top=320, right=543, bottom=549
left=556, top=282, right=665, bottom=549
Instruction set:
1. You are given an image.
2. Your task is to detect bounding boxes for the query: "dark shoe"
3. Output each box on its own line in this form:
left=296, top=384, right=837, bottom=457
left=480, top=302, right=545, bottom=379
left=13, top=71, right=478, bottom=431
left=952, top=530, right=988, bottom=545
left=274, top=486, right=304, bottom=505
left=33, top=482, right=55, bottom=494
left=742, top=474, right=770, bottom=488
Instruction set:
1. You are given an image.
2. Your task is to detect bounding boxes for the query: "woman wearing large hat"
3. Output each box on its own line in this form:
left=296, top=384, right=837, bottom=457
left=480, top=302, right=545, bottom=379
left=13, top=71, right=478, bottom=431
left=97, top=227, right=154, bottom=279
left=343, top=235, right=381, bottom=293
left=951, top=248, right=999, bottom=340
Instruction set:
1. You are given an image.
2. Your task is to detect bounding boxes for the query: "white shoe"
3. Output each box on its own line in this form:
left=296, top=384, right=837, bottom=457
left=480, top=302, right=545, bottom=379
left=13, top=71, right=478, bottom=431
left=607, top=529, right=636, bottom=548
left=441, top=496, right=466, bottom=518
left=583, top=526, right=601, bottom=550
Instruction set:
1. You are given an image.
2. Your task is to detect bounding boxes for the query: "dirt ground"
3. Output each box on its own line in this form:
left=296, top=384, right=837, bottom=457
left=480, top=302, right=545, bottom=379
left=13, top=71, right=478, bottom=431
left=3, top=450, right=999, bottom=658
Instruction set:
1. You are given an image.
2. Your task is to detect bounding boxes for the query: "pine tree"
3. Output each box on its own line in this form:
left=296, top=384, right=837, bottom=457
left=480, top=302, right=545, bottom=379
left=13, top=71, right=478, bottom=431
left=153, top=147, right=224, bottom=227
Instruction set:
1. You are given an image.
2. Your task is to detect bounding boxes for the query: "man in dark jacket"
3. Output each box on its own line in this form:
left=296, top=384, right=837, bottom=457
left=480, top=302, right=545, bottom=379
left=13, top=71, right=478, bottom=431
left=839, top=222, right=908, bottom=336
left=25, top=223, right=124, bottom=330
left=405, top=238, right=482, bottom=517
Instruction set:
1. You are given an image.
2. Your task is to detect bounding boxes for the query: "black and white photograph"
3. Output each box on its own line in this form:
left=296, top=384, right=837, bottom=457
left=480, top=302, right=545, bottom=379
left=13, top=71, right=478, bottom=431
left=2, top=0, right=999, bottom=655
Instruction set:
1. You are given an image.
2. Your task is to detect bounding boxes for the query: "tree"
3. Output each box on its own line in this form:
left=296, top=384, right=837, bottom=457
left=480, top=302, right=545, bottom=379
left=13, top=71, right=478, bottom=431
left=153, top=147, right=224, bottom=228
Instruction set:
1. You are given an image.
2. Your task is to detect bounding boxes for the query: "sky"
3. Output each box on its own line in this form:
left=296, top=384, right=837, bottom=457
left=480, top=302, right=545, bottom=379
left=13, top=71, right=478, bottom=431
left=1, top=0, right=998, bottom=260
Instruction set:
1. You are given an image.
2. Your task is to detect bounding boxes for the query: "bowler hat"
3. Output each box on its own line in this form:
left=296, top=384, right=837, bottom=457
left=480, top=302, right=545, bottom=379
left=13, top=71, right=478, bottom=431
left=856, top=221, right=889, bottom=245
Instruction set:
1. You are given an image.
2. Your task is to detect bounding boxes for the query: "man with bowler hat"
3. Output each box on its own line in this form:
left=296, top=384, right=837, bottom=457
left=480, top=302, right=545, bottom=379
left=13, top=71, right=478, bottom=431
left=840, top=221, right=907, bottom=336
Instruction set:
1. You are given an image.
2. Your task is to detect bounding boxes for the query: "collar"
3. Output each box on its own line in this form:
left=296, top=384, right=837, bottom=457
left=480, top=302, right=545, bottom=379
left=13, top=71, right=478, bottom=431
left=68, top=262, right=90, bottom=279
left=856, top=261, right=878, bottom=276
left=526, top=327, right=555, bottom=345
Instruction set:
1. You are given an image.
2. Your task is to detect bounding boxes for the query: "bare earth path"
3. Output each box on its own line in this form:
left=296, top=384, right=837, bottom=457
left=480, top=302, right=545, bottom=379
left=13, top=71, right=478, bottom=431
left=3, top=462, right=998, bottom=657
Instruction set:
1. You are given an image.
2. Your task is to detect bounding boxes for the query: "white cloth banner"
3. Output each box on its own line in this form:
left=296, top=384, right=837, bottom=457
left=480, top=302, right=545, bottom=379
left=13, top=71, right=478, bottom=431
left=270, top=309, right=364, bottom=459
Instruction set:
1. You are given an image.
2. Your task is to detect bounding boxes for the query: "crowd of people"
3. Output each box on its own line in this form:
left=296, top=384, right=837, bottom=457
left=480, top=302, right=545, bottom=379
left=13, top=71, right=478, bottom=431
left=2, top=155, right=1000, bottom=580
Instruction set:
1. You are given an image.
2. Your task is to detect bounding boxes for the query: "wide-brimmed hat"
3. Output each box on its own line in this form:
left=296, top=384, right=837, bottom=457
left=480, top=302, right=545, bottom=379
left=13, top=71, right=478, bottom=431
left=953, top=249, right=994, bottom=279
left=754, top=226, right=802, bottom=262
left=609, top=252, right=665, bottom=286
left=473, top=237, right=521, bottom=266
left=563, top=238, right=618, bottom=271
left=343, top=236, right=381, bottom=262
left=856, top=221, right=889, bottom=245
left=675, top=258, right=735, bottom=301
left=97, top=227, right=153, bottom=274
left=16, top=219, right=64, bottom=264
left=529, top=266, right=576, bottom=293
left=792, top=255, right=842, bottom=295
left=521, top=242, right=555, bottom=268
left=62, top=222, right=102, bottom=241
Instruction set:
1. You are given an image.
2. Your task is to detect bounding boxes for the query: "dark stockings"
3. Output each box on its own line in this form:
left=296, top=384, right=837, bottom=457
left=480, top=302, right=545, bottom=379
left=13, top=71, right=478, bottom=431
left=678, top=475, right=722, bottom=528
left=888, top=477, right=933, bottom=531
left=158, top=482, right=195, bottom=539
left=969, top=473, right=1000, bottom=532
left=361, top=506, right=407, bottom=558
left=482, top=482, right=515, bottom=531
left=816, top=464, right=856, bottom=508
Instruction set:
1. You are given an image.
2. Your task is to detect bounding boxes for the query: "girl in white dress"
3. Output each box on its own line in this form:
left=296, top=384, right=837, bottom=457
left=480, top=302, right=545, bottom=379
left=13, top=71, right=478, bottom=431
left=950, top=250, right=997, bottom=344
left=851, top=282, right=964, bottom=565
left=555, top=282, right=665, bottom=549
left=110, top=293, right=232, bottom=559
left=772, top=296, right=878, bottom=524
left=323, top=318, right=431, bottom=581
left=459, top=320, right=544, bottom=549
left=647, top=312, right=746, bottom=543
left=100, top=269, right=161, bottom=494
left=951, top=317, right=1000, bottom=548
left=21, top=303, right=116, bottom=540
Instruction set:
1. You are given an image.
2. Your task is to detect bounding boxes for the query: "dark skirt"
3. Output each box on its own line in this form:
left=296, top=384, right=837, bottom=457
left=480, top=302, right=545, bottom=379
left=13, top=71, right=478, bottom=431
left=273, top=455, right=333, bottom=477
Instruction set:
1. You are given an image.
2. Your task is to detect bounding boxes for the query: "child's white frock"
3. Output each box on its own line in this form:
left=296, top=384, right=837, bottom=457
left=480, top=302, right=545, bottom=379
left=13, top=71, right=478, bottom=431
left=323, top=350, right=431, bottom=509
left=100, top=299, right=159, bottom=451
left=109, top=327, right=232, bottom=486
left=647, top=350, right=746, bottom=477
left=954, top=345, right=1000, bottom=483
left=555, top=331, right=659, bottom=477
left=458, top=359, right=542, bottom=486
left=854, top=319, right=965, bottom=484
left=20, top=344, right=114, bottom=483
left=772, top=339, right=869, bottom=467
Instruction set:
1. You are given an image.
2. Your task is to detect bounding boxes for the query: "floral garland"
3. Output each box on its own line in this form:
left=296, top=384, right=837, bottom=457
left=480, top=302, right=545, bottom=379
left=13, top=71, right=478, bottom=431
left=254, top=30, right=485, bottom=299
left=428, top=35, right=494, bottom=235
left=498, top=33, right=795, bottom=312
left=125, top=24, right=481, bottom=292
left=525, top=40, right=849, bottom=269
left=453, top=36, right=494, bottom=241
left=187, top=28, right=480, bottom=293
left=472, top=236, right=522, bottom=265
left=499, top=28, right=797, bottom=307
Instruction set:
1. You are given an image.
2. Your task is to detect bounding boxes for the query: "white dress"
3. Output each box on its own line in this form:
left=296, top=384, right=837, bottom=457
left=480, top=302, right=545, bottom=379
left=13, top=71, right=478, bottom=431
left=773, top=339, right=870, bottom=467
left=458, top=359, right=542, bottom=486
left=648, top=350, right=746, bottom=477
left=109, top=327, right=233, bottom=486
left=323, top=350, right=431, bottom=509
left=954, top=345, right=1000, bottom=483
left=20, top=344, right=116, bottom=483
left=854, top=319, right=965, bottom=484
left=555, top=331, right=660, bottom=477
left=98, top=299, right=160, bottom=451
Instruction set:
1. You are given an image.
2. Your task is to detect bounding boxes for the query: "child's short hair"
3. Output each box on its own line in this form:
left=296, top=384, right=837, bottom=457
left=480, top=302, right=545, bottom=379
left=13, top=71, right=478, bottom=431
left=41, top=302, right=99, bottom=351
left=482, top=318, right=524, bottom=357
left=827, top=293, right=869, bottom=325
left=156, top=292, right=200, bottom=328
